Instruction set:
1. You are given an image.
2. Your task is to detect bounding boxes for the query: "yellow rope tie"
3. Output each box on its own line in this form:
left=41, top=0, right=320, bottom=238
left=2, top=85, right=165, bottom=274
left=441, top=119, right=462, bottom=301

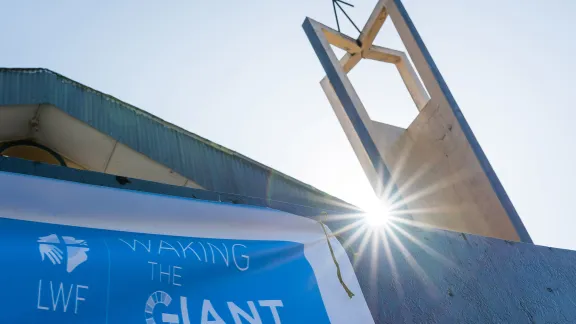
left=319, top=213, right=355, bottom=299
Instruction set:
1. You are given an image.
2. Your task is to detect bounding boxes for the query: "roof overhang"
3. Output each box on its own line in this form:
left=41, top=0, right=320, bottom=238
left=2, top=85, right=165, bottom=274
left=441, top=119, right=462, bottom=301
left=0, top=68, right=360, bottom=214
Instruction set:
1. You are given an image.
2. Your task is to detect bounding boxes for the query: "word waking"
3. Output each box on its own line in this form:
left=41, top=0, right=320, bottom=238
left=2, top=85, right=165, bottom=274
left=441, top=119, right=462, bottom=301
left=118, top=238, right=250, bottom=271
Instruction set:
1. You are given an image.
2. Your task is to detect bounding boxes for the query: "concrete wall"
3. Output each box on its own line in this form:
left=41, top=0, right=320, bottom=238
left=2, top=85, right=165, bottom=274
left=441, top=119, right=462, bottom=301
left=380, top=100, right=519, bottom=240
left=350, top=223, right=576, bottom=323
left=304, top=0, right=531, bottom=242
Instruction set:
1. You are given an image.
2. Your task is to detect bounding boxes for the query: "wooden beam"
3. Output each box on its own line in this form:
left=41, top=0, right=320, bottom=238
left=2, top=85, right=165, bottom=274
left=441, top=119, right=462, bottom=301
left=358, top=0, right=388, bottom=49
left=321, top=26, right=361, bottom=54
left=363, top=45, right=402, bottom=64
left=340, top=52, right=362, bottom=74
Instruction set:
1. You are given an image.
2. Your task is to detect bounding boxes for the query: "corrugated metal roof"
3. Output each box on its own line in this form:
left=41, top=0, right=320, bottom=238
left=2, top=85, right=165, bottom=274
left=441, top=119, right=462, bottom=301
left=0, top=68, right=360, bottom=214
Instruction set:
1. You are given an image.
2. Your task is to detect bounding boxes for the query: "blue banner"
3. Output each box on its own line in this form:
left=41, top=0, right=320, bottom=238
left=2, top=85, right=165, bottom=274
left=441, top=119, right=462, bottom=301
left=0, top=218, right=331, bottom=323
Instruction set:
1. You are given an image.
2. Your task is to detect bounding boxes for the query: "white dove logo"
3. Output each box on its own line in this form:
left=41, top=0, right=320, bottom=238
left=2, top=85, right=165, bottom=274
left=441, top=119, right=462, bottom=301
left=38, top=234, right=89, bottom=273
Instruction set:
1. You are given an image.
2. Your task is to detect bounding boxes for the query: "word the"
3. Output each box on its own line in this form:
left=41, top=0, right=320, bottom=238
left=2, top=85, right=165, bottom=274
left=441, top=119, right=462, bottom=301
left=148, top=262, right=182, bottom=286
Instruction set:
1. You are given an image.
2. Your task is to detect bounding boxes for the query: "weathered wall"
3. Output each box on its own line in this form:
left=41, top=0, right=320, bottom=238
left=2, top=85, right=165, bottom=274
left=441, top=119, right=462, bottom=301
left=380, top=100, right=519, bottom=241
left=349, top=223, right=576, bottom=323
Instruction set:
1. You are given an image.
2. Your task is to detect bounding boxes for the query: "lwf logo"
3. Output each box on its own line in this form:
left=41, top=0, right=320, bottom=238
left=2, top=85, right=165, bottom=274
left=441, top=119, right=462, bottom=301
left=38, top=234, right=89, bottom=273
left=36, top=234, right=91, bottom=315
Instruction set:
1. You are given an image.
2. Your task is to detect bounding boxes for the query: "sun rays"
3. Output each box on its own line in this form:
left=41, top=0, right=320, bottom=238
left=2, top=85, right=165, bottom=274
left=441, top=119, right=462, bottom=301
left=320, top=155, right=471, bottom=298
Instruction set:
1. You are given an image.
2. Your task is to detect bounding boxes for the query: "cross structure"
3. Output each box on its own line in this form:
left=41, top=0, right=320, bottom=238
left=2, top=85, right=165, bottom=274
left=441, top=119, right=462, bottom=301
left=303, top=0, right=532, bottom=243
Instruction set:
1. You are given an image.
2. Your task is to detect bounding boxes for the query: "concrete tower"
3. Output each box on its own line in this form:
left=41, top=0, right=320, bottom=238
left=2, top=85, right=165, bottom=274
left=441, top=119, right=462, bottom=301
left=303, top=0, right=531, bottom=242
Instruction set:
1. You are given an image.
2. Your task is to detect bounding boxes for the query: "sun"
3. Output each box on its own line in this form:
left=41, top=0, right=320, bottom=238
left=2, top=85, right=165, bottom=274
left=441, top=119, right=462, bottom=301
left=363, top=200, right=391, bottom=228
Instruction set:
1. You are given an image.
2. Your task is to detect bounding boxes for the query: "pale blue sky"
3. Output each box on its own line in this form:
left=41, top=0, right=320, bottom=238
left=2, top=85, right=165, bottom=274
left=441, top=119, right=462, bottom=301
left=1, top=0, right=575, bottom=249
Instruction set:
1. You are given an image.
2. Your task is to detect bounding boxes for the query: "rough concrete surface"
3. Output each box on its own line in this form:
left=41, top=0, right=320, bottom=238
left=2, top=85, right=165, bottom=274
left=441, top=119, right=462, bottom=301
left=380, top=100, right=520, bottom=241
left=349, top=224, right=576, bottom=323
